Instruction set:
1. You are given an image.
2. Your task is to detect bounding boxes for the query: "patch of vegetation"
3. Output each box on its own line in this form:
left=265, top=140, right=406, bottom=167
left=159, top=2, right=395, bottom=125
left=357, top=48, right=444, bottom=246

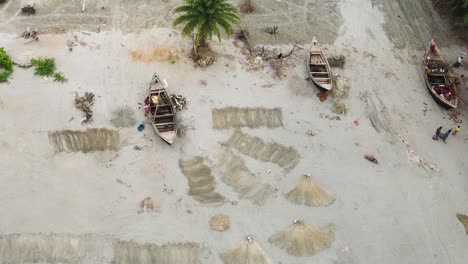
left=21, top=5, right=36, bottom=15
left=448, top=0, right=468, bottom=26
left=31, top=58, right=56, bottom=77
left=0, top=47, right=13, bottom=83
left=53, top=72, right=68, bottom=83
left=328, top=55, right=346, bottom=68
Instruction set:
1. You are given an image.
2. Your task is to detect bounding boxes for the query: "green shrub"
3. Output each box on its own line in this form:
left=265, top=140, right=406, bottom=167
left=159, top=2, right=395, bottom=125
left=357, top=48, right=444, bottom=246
left=448, top=0, right=468, bottom=26
left=31, top=57, right=56, bottom=76
left=0, top=47, right=13, bottom=83
left=53, top=72, right=68, bottom=83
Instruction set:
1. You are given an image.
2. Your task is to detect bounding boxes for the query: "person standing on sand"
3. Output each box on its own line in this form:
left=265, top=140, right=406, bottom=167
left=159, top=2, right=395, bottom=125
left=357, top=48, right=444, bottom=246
left=453, top=56, right=464, bottom=68
left=433, top=126, right=443, bottom=140
left=452, top=125, right=460, bottom=135
left=439, top=129, right=452, bottom=143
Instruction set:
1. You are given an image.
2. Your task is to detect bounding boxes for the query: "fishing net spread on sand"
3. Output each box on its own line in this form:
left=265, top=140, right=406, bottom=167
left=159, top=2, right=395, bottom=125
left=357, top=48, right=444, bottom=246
left=287, top=174, right=335, bottom=207
left=216, top=148, right=274, bottom=206
left=179, top=157, right=225, bottom=206
left=48, top=128, right=120, bottom=153
left=269, top=219, right=334, bottom=256
left=212, top=107, right=283, bottom=129
left=225, top=130, right=300, bottom=171
left=110, top=106, right=137, bottom=128
left=222, top=236, right=271, bottom=264
left=0, top=234, right=202, bottom=264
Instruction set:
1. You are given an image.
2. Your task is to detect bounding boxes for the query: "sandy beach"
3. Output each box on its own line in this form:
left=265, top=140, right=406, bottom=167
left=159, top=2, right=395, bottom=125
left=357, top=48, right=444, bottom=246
left=0, top=0, right=467, bottom=263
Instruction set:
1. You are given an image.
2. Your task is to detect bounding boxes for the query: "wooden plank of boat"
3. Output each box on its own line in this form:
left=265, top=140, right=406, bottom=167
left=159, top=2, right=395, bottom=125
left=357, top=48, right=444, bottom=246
left=423, top=39, right=458, bottom=109
left=148, top=73, right=178, bottom=144
left=307, top=36, right=332, bottom=91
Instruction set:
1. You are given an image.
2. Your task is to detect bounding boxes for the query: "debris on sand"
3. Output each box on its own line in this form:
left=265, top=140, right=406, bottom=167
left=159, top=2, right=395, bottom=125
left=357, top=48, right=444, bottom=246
left=448, top=110, right=463, bottom=124
left=364, top=155, right=378, bottom=164
left=320, top=113, right=341, bottom=120
left=170, top=94, right=189, bottom=111
left=209, top=215, right=230, bottom=232
left=212, top=107, right=283, bottom=129
left=330, top=75, right=350, bottom=99
left=287, top=174, right=335, bottom=207
left=316, top=92, right=328, bottom=102
left=138, top=197, right=159, bottom=213
left=20, top=27, right=38, bottom=43
left=327, top=55, right=346, bottom=68
left=269, top=219, right=334, bottom=256
left=332, top=101, right=347, bottom=114
left=305, top=130, right=316, bottom=137
left=48, top=128, right=119, bottom=153
left=179, top=157, right=225, bottom=206
left=110, top=106, right=136, bottom=128
left=74, top=92, right=95, bottom=123
left=225, top=130, right=301, bottom=171
left=222, top=236, right=271, bottom=264
left=0, top=0, right=7, bottom=5
left=133, top=145, right=142, bottom=151
left=21, top=5, right=36, bottom=15
left=197, top=56, right=215, bottom=67
left=456, top=214, right=468, bottom=234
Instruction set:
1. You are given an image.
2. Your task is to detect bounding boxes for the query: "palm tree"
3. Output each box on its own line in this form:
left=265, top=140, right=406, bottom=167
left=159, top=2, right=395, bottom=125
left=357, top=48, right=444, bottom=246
left=173, top=0, right=240, bottom=51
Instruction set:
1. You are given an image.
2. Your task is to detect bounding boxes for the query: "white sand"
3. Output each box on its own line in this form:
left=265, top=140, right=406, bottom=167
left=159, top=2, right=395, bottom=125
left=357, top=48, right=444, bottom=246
left=0, top=0, right=467, bottom=263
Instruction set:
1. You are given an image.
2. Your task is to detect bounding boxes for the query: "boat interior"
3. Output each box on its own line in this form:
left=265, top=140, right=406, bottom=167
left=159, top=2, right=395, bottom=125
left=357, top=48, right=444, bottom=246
left=309, top=54, right=331, bottom=85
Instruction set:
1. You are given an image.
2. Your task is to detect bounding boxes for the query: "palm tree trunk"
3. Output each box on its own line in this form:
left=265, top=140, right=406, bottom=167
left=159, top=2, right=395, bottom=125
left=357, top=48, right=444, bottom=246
left=199, top=36, right=207, bottom=48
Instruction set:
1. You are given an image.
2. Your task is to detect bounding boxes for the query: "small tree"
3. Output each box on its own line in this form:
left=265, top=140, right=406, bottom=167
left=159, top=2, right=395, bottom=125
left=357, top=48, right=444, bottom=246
left=0, top=47, right=13, bottom=83
left=173, top=0, right=240, bottom=52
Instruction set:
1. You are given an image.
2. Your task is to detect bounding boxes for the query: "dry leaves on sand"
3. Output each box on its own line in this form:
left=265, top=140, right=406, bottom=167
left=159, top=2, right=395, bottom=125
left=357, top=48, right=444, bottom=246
left=222, top=236, right=271, bottom=264
left=287, top=174, right=335, bottom=207
left=269, top=219, right=334, bottom=256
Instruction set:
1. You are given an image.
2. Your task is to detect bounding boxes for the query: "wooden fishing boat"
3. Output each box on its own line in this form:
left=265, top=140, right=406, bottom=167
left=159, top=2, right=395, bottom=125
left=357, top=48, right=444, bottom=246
left=148, top=74, right=177, bottom=144
left=307, top=37, right=332, bottom=91
left=423, top=39, right=458, bottom=109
